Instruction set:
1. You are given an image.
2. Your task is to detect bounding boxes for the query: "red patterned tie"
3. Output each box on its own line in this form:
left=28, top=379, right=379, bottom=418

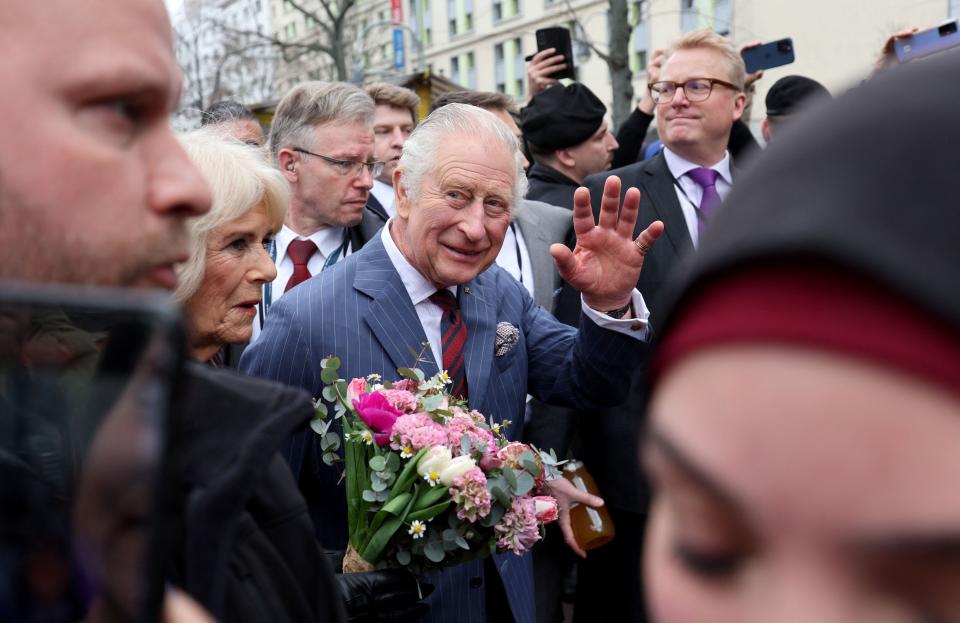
left=429, top=289, right=468, bottom=400
left=284, top=239, right=317, bottom=292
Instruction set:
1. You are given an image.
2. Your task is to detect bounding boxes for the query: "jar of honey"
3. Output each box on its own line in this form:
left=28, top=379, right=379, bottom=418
left=563, top=460, right=615, bottom=551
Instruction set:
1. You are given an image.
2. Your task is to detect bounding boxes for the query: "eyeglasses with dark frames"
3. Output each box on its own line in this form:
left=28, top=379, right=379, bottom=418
left=648, top=78, right=742, bottom=104
left=292, top=147, right=385, bottom=178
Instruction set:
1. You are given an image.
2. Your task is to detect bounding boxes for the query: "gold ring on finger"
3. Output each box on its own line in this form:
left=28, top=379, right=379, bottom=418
left=634, top=238, right=650, bottom=255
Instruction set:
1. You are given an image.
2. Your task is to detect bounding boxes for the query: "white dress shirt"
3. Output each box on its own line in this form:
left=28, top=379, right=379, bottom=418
left=380, top=221, right=650, bottom=367
left=495, top=223, right=535, bottom=300
left=662, top=147, right=733, bottom=248
left=250, top=224, right=352, bottom=341
left=370, top=180, right=397, bottom=218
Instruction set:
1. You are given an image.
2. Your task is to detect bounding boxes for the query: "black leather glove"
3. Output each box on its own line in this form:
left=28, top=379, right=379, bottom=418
left=327, top=551, right=434, bottom=622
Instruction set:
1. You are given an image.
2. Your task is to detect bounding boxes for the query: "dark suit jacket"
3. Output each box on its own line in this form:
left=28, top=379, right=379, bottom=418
left=570, top=151, right=696, bottom=513
left=240, top=234, right=650, bottom=623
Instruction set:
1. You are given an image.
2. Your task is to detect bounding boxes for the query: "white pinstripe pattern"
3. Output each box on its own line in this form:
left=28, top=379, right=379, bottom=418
left=240, top=235, right=650, bottom=623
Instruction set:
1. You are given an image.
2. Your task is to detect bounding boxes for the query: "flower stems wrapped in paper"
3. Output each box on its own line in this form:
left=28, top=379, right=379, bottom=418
left=311, top=357, right=560, bottom=574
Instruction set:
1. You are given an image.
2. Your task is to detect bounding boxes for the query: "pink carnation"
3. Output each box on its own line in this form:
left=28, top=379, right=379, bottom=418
left=495, top=496, right=541, bottom=555
left=380, top=388, right=419, bottom=413
left=448, top=467, right=492, bottom=522
left=352, top=392, right=402, bottom=446
left=447, top=413, right=496, bottom=457
left=390, top=413, right=448, bottom=453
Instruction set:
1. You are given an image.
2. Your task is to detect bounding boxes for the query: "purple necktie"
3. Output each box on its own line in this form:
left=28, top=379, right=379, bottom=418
left=687, top=167, right=722, bottom=236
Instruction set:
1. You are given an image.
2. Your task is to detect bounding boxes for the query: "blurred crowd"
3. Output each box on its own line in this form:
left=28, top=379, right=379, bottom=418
left=2, top=2, right=959, bottom=622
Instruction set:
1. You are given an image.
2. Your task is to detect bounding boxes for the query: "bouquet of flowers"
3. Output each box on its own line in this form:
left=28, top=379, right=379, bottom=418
left=310, top=356, right=561, bottom=573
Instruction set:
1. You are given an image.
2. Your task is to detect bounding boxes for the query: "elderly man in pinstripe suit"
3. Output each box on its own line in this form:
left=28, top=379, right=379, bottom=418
left=241, top=104, right=664, bottom=623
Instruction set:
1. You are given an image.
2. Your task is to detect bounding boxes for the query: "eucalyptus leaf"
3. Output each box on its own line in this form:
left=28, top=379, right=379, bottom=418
left=455, top=536, right=470, bottom=550
left=322, top=386, right=338, bottom=402
left=362, top=489, right=377, bottom=502
left=490, top=485, right=511, bottom=507
left=460, top=434, right=472, bottom=456
left=397, top=367, right=419, bottom=381
left=314, top=402, right=328, bottom=418
left=501, top=466, right=518, bottom=489
left=335, top=379, right=348, bottom=399
left=321, top=452, right=340, bottom=466
left=320, top=368, right=339, bottom=384
left=322, top=356, right=341, bottom=370
left=322, top=433, right=341, bottom=452
left=371, top=478, right=388, bottom=492
left=385, top=453, right=401, bottom=472
left=442, top=529, right=458, bottom=543
left=424, top=541, right=445, bottom=563
left=421, top=394, right=443, bottom=412
left=515, top=471, right=535, bottom=496
left=310, top=418, right=328, bottom=436
left=369, top=455, right=387, bottom=472
left=396, top=550, right=412, bottom=566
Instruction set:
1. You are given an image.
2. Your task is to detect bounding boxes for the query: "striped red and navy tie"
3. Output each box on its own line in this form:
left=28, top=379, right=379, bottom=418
left=429, top=289, right=468, bottom=400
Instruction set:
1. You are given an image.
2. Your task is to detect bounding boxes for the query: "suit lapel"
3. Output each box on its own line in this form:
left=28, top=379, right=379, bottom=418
left=458, top=276, right=496, bottom=410
left=353, top=237, right=439, bottom=377
left=641, top=152, right=694, bottom=256
left=514, top=205, right=554, bottom=311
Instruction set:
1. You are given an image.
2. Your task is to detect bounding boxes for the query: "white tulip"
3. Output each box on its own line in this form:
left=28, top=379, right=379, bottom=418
left=438, top=455, right=477, bottom=486
left=417, top=446, right=452, bottom=479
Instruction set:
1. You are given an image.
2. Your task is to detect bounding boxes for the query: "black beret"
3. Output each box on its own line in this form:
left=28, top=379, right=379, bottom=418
left=520, top=83, right=606, bottom=150
left=765, top=75, right=830, bottom=117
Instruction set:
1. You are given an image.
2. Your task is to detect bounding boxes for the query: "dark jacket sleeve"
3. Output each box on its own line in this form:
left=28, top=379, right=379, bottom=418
left=611, top=108, right=655, bottom=169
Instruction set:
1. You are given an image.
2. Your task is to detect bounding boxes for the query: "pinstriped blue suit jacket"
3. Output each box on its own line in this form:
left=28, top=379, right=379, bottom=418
left=239, top=234, right=649, bottom=623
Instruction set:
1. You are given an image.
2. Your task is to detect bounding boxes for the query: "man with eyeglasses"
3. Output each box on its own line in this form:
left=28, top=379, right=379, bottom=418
left=251, top=81, right=385, bottom=340
left=570, top=28, right=747, bottom=623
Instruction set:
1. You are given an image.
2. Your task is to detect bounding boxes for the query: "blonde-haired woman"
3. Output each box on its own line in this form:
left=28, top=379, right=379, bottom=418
left=174, top=129, right=288, bottom=364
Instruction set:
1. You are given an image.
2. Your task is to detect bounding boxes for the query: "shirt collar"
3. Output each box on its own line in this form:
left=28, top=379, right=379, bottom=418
left=276, top=224, right=346, bottom=263
left=380, top=220, right=455, bottom=305
left=371, top=180, right=396, bottom=215
left=663, top=147, right=733, bottom=186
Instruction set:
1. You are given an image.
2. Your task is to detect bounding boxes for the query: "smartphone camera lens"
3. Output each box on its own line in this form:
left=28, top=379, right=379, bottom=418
left=939, top=21, right=958, bottom=36
left=778, top=40, right=793, bottom=52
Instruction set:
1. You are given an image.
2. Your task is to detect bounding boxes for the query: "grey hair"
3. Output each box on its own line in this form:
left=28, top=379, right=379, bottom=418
left=174, top=128, right=289, bottom=303
left=398, top=103, right=528, bottom=208
left=667, top=28, right=746, bottom=90
left=268, top=81, right=375, bottom=158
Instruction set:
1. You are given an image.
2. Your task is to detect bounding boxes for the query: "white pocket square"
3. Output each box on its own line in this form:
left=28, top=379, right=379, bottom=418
left=494, top=322, right=520, bottom=357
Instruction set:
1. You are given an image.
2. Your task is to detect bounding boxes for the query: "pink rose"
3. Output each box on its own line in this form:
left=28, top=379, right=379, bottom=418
left=346, top=378, right=367, bottom=405
left=352, top=392, right=402, bottom=446
left=533, top=496, right=558, bottom=523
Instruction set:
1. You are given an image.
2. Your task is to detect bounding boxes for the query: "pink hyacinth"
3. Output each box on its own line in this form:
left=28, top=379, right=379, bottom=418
left=380, top=388, right=419, bottom=413
left=390, top=378, right=419, bottom=393
left=449, top=466, right=492, bottom=522
left=390, top=413, right=449, bottom=453
left=352, top=392, right=402, bottom=446
left=495, top=496, right=541, bottom=555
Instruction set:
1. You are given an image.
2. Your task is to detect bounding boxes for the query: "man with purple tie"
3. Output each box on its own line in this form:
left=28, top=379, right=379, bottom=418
left=577, top=27, right=747, bottom=623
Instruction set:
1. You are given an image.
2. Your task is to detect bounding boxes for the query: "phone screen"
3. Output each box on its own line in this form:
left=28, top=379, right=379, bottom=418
left=0, top=285, right=182, bottom=623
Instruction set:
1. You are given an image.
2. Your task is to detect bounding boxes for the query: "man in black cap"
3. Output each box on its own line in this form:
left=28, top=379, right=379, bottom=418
left=761, top=75, right=830, bottom=142
left=521, top=83, right=619, bottom=209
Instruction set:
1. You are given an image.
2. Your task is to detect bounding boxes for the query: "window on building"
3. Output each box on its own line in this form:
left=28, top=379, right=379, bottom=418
left=494, top=0, right=519, bottom=22
left=680, top=0, right=698, bottom=32
left=447, top=0, right=457, bottom=36
left=451, top=56, right=461, bottom=84
left=713, top=0, right=731, bottom=35
left=409, top=0, right=433, bottom=47
left=494, top=43, right=506, bottom=92
left=464, top=0, right=474, bottom=31
left=631, top=0, right=649, bottom=73
left=513, top=38, right=524, bottom=97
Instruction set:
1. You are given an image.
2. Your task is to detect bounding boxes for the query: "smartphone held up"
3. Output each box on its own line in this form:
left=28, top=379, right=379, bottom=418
left=742, top=38, right=795, bottom=74
left=524, top=26, right=577, bottom=80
